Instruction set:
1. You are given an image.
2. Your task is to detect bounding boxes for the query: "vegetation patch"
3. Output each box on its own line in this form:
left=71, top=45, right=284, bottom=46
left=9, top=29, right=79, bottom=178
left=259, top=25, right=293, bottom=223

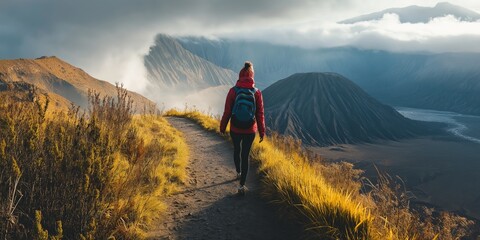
left=0, top=87, right=188, bottom=239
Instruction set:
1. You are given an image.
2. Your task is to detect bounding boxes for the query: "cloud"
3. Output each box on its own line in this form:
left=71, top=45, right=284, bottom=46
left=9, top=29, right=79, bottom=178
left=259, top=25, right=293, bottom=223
left=223, top=13, right=480, bottom=53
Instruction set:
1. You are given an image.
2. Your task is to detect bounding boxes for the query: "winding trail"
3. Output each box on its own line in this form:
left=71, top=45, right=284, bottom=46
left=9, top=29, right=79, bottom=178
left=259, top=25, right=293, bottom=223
left=148, top=117, right=301, bottom=240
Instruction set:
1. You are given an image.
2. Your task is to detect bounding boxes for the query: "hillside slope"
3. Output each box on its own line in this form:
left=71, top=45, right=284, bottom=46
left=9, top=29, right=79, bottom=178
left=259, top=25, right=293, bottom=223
left=0, top=80, right=72, bottom=113
left=0, top=56, right=154, bottom=109
left=263, top=72, right=432, bottom=146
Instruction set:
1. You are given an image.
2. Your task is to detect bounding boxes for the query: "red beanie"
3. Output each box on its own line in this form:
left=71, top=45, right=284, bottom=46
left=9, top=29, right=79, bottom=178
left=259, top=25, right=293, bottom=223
left=239, top=68, right=254, bottom=80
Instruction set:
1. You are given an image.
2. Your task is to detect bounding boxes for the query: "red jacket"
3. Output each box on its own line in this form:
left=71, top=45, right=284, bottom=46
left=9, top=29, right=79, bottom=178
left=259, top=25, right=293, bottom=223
left=220, top=69, right=265, bottom=137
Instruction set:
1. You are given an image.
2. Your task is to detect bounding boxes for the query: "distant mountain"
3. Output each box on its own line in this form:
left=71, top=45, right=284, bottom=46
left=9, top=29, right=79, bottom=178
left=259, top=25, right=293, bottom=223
left=0, top=56, right=154, bottom=110
left=263, top=72, right=436, bottom=146
left=339, top=2, right=480, bottom=24
left=145, top=34, right=236, bottom=90
left=144, top=34, right=237, bottom=112
left=177, top=37, right=480, bottom=116
left=177, top=36, right=293, bottom=89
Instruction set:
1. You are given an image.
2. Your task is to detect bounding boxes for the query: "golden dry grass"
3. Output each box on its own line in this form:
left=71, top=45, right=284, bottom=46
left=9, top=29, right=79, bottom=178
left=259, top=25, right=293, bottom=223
left=0, top=88, right=188, bottom=239
left=132, top=114, right=189, bottom=196
left=106, top=114, right=190, bottom=238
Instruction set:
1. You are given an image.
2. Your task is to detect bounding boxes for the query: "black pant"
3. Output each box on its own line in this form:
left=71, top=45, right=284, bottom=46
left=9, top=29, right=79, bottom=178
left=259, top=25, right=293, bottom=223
left=230, top=132, right=255, bottom=186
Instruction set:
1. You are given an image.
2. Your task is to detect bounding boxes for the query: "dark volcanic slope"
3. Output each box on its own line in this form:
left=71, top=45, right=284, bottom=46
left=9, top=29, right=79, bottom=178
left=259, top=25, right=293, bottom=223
left=263, top=72, right=430, bottom=146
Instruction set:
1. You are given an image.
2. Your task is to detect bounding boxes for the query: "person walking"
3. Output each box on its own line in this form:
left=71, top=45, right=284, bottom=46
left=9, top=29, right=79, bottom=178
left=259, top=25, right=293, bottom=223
left=220, top=61, right=265, bottom=195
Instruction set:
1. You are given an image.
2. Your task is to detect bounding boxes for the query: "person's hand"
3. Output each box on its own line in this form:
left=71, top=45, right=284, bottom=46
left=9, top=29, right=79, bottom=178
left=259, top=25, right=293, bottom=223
left=259, top=136, right=264, bottom=143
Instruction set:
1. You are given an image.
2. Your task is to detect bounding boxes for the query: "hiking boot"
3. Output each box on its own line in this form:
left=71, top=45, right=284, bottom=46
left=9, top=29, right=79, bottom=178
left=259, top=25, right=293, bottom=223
left=237, top=185, right=248, bottom=195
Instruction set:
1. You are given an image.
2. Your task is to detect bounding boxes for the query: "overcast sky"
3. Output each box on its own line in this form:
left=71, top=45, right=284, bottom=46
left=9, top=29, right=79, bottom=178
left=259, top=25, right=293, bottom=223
left=1, top=0, right=480, bottom=92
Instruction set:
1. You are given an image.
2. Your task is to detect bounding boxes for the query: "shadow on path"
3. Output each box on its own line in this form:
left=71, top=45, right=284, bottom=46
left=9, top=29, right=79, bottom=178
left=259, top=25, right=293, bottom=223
left=172, top=179, right=237, bottom=196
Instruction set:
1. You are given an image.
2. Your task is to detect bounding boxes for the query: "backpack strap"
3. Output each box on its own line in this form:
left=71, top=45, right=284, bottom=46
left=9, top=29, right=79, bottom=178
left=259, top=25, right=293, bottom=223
left=233, top=86, right=257, bottom=96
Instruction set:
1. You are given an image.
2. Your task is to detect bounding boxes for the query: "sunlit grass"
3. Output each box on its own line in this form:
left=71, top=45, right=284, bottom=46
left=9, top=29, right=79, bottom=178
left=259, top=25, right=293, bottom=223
left=101, top=114, right=190, bottom=238
left=133, top=114, right=189, bottom=195
left=0, top=88, right=189, bottom=239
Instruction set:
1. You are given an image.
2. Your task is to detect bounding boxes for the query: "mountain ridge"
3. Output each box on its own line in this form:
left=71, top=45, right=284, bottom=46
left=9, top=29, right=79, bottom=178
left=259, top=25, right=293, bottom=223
left=144, top=34, right=237, bottom=113
left=144, top=34, right=236, bottom=90
left=263, top=72, right=435, bottom=146
left=339, top=2, right=480, bottom=24
left=0, top=56, right=155, bottom=110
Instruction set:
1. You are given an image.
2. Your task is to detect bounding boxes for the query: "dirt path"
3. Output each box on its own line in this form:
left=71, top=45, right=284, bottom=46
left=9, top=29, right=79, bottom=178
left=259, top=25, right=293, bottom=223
left=148, top=117, right=301, bottom=240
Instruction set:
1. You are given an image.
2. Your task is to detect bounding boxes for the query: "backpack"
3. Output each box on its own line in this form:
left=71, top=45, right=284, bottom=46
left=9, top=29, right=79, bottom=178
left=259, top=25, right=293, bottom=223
left=231, top=86, right=257, bottom=129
